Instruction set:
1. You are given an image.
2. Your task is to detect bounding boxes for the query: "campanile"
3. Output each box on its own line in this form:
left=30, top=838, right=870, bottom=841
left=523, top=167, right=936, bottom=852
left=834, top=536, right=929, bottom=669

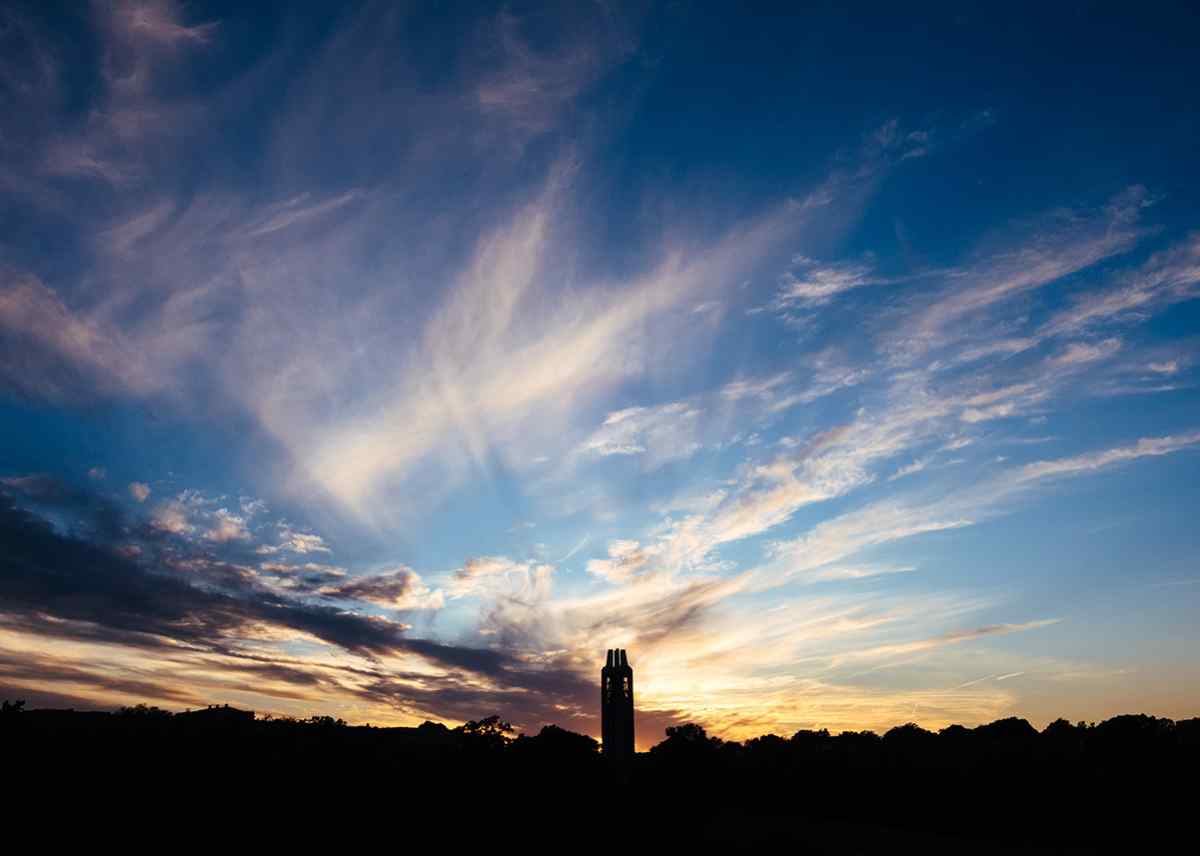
left=601, top=648, right=634, bottom=760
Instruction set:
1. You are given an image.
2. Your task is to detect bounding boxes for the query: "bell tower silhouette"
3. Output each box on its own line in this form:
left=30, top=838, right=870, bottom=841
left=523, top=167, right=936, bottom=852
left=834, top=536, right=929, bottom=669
left=601, top=648, right=634, bottom=760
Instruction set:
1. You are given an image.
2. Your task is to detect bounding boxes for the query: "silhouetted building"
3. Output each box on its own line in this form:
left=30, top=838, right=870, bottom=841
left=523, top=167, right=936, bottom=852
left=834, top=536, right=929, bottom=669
left=177, top=704, right=254, bottom=726
left=601, top=648, right=634, bottom=760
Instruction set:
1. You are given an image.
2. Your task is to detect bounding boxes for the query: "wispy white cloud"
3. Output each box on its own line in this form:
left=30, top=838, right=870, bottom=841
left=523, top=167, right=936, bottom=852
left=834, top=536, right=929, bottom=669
left=1042, top=233, right=1200, bottom=335
left=773, top=256, right=888, bottom=309
left=151, top=499, right=192, bottom=535
left=806, top=564, right=916, bottom=582
left=768, top=355, right=869, bottom=413
left=888, top=457, right=932, bottom=481
left=759, top=503, right=973, bottom=589
left=1045, top=337, right=1122, bottom=368
left=204, top=507, right=249, bottom=543
left=290, top=187, right=802, bottom=522
left=115, top=0, right=218, bottom=47
left=1147, top=360, right=1180, bottom=375
left=149, top=488, right=265, bottom=543
left=1014, top=431, right=1200, bottom=482
left=578, top=402, right=703, bottom=466
left=37, top=1, right=217, bottom=186
left=952, top=337, right=1041, bottom=366
left=559, top=534, right=591, bottom=562
left=246, top=191, right=362, bottom=238
left=891, top=185, right=1153, bottom=359
left=961, top=402, right=1016, bottom=423
left=587, top=540, right=655, bottom=584
left=721, top=427, right=1200, bottom=606
left=257, top=525, right=331, bottom=556
left=956, top=670, right=1027, bottom=689
left=449, top=555, right=555, bottom=600
left=473, top=7, right=634, bottom=146
left=721, top=371, right=792, bottom=402
left=0, top=274, right=161, bottom=402
left=828, top=620, right=1059, bottom=668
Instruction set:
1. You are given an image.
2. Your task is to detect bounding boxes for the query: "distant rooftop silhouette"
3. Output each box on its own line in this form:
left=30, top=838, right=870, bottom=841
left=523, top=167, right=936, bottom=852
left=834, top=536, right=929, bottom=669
left=601, top=648, right=634, bottom=760
left=177, top=704, right=254, bottom=725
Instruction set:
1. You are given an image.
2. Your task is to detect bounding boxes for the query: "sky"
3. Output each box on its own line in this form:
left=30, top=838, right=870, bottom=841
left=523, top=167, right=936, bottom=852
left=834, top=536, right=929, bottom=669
left=1, top=1, right=1199, bottom=746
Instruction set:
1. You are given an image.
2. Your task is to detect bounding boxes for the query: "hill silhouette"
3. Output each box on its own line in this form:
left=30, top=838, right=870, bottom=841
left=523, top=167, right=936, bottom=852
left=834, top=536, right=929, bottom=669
left=3, top=699, right=1194, bottom=850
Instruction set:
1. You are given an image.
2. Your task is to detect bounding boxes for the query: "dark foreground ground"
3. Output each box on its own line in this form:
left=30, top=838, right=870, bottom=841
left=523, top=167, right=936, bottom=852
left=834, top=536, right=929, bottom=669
left=3, top=702, right=1194, bottom=851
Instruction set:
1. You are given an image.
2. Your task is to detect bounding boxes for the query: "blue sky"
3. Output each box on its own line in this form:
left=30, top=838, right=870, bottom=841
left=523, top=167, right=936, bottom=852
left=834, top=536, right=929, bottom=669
left=1, top=1, right=1198, bottom=742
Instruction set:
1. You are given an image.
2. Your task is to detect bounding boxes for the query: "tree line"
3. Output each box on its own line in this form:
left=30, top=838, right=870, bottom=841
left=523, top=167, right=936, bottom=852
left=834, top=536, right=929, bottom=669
left=4, top=700, right=1193, bottom=850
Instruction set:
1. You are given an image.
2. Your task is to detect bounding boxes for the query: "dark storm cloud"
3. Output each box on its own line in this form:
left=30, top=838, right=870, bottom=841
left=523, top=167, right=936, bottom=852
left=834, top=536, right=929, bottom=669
left=0, top=489, right=433, bottom=661
left=322, top=568, right=420, bottom=605
left=196, top=657, right=326, bottom=689
left=0, top=484, right=618, bottom=731
left=0, top=471, right=126, bottom=540
left=355, top=664, right=595, bottom=732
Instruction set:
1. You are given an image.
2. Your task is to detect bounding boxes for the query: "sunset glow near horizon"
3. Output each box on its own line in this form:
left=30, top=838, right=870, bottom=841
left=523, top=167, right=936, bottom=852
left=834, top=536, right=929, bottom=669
left=2, top=2, right=1199, bottom=747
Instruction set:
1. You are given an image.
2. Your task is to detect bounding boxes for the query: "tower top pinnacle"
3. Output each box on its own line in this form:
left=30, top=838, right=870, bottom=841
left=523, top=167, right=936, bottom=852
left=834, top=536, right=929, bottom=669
left=602, top=648, right=631, bottom=671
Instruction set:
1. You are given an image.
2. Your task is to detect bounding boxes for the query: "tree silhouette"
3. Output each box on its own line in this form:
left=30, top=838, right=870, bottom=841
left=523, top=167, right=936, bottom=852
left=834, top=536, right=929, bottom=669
left=456, top=714, right=514, bottom=750
left=304, top=714, right=346, bottom=729
left=118, top=703, right=172, bottom=719
left=650, top=722, right=723, bottom=767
